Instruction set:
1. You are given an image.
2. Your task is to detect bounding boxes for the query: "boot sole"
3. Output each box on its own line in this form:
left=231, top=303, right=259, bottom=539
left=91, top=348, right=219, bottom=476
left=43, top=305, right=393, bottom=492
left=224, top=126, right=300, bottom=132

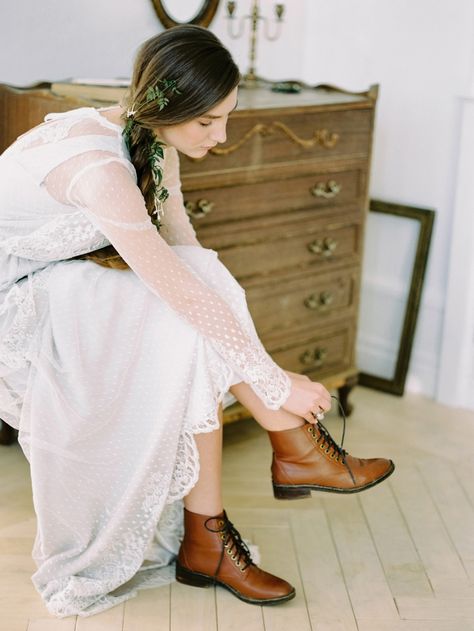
left=273, top=460, right=395, bottom=499
left=175, top=563, right=296, bottom=605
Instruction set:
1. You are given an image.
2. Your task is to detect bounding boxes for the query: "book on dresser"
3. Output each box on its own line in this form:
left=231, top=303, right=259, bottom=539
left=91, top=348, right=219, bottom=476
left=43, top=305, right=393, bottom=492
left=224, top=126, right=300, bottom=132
left=50, top=78, right=129, bottom=102
left=0, top=81, right=378, bottom=427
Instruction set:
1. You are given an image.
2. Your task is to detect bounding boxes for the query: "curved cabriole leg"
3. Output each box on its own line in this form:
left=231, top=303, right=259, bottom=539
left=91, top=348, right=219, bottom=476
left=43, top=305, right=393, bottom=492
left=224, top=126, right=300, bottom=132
left=0, top=420, right=17, bottom=445
left=337, top=374, right=358, bottom=417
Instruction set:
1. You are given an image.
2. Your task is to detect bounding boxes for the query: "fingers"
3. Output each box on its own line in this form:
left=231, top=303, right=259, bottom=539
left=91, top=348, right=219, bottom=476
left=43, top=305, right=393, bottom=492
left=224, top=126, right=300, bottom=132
left=282, top=379, right=332, bottom=422
left=311, top=385, right=331, bottom=413
left=308, top=384, right=331, bottom=423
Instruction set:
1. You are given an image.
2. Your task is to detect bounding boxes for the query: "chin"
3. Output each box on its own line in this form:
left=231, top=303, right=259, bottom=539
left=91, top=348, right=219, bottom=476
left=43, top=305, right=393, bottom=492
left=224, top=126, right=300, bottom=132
left=184, top=147, right=209, bottom=159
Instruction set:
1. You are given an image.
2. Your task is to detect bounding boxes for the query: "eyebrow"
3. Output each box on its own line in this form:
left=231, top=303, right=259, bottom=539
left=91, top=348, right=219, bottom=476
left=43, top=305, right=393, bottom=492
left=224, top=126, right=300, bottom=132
left=200, top=101, right=239, bottom=120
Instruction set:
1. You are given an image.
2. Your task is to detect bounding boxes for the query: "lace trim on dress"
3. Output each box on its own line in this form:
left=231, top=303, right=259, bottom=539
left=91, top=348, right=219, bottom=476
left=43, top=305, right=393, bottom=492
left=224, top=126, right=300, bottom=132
left=0, top=267, right=53, bottom=371
left=36, top=501, right=183, bottom=617
left=14, top=110, right=98, bottom=151
left=166, top=343, right=235, bottom=503
left=15, top=121, right=74, bottom=150
left=216, top=341, right=291, bottom=409
left=2, top=212, right=109, bottom=261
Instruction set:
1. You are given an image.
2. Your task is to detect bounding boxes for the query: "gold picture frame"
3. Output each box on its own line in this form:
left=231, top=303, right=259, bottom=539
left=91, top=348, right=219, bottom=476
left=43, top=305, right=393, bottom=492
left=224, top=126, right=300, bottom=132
left=150, top=0, right=220, bottom=28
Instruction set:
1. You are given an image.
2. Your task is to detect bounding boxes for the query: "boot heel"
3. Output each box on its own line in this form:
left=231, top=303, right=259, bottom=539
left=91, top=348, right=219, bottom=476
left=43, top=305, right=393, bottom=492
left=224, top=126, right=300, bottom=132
left=176, top=563, right=215, bottom=588
left=273, top=483, right=311, bottom=500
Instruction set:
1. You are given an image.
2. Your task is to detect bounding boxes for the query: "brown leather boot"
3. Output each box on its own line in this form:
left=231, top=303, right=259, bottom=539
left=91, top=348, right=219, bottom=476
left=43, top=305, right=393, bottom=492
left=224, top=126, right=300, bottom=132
left=268, top=422, right=395, bottom=498
left=176, top=508, right=295, bottom=605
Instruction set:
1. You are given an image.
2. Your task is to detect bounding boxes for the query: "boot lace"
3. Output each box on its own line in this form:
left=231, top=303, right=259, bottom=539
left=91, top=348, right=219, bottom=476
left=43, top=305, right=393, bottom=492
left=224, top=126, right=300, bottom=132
left=205, top=511, right=253, bottom=573
left=308, top=395, right=348, bottom=464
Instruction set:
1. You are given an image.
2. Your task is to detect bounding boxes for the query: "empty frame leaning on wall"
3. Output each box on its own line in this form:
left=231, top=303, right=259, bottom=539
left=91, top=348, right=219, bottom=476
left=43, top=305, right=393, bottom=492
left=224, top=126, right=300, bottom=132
left=358, top=200, right=435, bottom=396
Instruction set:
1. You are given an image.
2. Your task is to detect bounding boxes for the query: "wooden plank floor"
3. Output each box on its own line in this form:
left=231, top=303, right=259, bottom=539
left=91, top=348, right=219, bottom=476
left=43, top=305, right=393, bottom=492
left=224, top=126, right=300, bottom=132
left=1, top=387, right=474, bottom=631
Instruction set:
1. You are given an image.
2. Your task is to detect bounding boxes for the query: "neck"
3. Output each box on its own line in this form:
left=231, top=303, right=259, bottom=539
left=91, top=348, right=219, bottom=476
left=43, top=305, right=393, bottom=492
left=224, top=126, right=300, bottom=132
left=99, top=105, right=125, bottom=128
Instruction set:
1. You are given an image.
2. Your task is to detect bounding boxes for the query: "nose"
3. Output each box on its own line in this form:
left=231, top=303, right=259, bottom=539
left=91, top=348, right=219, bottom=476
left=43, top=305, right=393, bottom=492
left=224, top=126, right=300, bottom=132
left=210, top=119, right=227, bottom=144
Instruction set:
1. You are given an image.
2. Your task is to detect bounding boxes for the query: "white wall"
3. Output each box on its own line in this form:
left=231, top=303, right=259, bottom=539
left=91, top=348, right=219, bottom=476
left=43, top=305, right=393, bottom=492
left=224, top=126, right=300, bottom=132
left=2, top=0, right=474, bottom=406
left=297, top=0, right=474, bottom=402
left=0, top=0, right=161, bottom=84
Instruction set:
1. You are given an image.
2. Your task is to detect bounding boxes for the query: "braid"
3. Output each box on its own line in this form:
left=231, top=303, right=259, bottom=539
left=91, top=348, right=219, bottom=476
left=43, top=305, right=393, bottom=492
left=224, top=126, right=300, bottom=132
left=76, top=26, right=240, bottom=271
left=127, top=124, right=156, bottom=215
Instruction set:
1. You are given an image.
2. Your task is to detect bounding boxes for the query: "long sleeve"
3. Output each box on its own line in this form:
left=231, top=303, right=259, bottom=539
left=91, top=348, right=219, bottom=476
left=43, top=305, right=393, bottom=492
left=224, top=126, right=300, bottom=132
left=46, top=148, right=291, bottom=410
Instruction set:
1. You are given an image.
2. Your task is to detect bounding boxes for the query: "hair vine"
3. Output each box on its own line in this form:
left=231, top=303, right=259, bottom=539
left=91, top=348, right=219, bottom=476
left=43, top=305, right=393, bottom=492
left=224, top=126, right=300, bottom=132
left=122, top=79, right=181, bottom=231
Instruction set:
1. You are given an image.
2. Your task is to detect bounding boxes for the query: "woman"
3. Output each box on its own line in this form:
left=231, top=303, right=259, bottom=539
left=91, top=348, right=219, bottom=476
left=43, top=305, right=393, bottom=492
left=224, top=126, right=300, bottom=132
left=0, top=26, right=394, bottom=617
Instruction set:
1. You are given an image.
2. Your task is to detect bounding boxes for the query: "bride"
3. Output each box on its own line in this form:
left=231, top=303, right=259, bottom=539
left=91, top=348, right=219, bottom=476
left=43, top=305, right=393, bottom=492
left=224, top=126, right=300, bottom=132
left=0, top=25, right=394, bottom=617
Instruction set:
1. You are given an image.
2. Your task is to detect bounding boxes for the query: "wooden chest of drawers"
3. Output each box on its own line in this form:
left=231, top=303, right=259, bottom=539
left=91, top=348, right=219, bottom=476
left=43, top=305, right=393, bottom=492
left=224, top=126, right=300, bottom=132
left=0, top=82, right=377, bottom=431
left=181, top=85, right=377, bottom=417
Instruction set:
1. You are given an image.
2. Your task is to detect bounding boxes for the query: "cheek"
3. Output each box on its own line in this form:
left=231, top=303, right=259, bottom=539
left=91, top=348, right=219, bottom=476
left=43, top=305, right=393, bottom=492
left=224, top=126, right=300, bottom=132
left=161, top=124, right=208, bottom=150
left=183, top=133, right=209, bottom=152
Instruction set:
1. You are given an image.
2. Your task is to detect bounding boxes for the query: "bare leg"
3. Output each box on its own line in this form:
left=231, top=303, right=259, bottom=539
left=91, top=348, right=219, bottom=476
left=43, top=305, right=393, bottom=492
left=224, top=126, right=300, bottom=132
left=183, top=384, right=304, bottom=515
left=230, top=382, right=305, bottom=431
left=183, top=405, right=224, bottom=516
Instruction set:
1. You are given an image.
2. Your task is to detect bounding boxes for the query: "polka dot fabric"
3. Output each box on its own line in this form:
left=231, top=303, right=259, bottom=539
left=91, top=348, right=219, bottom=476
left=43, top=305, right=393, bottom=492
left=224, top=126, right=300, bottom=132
left=0, top=107, right=291, bottom=617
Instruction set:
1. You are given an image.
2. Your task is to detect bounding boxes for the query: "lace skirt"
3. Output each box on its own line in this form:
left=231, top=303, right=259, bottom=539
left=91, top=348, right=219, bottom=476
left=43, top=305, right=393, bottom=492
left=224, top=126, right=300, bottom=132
left=0, top=246, right=248, bottom=617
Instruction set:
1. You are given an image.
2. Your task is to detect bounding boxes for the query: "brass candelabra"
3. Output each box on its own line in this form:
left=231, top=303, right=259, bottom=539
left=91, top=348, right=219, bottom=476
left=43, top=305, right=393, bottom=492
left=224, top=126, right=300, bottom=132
left=226, top=0, right=285, bottom=86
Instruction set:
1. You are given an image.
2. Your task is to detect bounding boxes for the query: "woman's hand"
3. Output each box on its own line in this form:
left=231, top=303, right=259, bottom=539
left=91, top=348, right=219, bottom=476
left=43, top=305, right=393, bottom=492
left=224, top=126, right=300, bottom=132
left=284, top=369, right=311, bottom=383
left=282, top=372, right=331, bottom=423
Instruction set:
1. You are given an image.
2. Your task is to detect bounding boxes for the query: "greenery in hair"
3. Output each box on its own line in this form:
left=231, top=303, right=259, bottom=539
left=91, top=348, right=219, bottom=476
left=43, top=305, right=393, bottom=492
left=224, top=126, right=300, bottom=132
left=123, top=79, right=181, bottom=231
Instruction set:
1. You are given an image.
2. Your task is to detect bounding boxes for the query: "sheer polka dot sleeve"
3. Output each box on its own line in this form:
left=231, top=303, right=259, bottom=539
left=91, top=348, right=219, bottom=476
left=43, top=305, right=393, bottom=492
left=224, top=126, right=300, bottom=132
left=52, top=152, right=291, bottom=409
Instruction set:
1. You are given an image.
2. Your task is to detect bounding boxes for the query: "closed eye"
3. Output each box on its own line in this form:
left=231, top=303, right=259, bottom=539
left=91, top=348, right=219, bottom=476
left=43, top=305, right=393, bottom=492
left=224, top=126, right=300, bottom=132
left=199, top=121, right=212, bottom=127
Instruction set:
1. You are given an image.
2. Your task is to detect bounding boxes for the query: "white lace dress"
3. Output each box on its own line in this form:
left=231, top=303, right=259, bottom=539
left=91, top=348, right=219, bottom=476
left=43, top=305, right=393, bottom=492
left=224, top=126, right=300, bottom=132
left=0, top=107, right=291, bottom=617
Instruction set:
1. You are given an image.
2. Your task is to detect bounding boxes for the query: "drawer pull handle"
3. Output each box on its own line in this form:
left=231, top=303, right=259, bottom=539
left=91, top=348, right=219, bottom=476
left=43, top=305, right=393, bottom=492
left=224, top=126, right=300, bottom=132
left=307, top=240, right=323, bottom=254
left=184, top=199, right=215, bottom=218
left=299, top=347, right=328, bottom=367
left=310, top=180, right=342, bottom=199
left=304, top=291, right=334, bottom=310
left=307, top=237, right=338, bottom=257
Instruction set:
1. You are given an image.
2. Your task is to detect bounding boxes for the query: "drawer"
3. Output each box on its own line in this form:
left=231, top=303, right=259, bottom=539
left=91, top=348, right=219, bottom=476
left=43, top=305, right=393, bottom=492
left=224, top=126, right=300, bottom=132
left=201, top=219, right=361, bottom=281
left=180, top=107, right=373, bottom=175
left=246, top=267, right=359, bottom=340
left=183, top=169, right=362, bottom=227
left=268, top=322, right=354, bottom=379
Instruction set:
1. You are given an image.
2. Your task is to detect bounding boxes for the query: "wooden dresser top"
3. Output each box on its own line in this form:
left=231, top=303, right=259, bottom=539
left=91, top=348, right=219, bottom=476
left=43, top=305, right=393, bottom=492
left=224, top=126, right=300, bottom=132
left=236, top=84, right=376, bottom=113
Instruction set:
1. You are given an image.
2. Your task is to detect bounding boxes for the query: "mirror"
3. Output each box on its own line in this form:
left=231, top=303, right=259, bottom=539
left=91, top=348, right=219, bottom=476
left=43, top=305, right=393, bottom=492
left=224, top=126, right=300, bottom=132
left=151, top=0, right=220, bottom=28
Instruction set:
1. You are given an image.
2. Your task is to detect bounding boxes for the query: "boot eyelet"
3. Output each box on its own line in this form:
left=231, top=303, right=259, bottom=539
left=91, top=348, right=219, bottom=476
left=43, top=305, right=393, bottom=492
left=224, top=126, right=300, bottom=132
left=325, top=447, right=331, bottom=454
left=226, top=548, right=233, bottom=555
left=240, top=566, right=246, bottom=572
left=319, top=443, right=325, bottom=450
left=330, top=452, right=336, bottom=459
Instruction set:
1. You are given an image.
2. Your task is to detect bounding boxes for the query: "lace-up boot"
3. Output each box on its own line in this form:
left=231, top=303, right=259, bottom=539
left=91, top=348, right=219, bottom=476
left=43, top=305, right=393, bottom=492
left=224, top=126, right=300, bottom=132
left=176, top=508, right=295, bottom=604
left=268, top=422, right=395, bottom=498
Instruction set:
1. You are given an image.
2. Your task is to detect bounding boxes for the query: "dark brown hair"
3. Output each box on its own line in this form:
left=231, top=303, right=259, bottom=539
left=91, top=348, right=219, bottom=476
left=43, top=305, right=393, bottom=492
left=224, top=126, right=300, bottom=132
left=82, top=25, right=240, bottom=269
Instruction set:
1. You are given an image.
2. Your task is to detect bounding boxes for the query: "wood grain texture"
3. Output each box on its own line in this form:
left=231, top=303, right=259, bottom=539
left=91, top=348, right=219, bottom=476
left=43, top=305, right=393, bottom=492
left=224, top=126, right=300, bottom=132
left=2, top=388, right=474, bottom=629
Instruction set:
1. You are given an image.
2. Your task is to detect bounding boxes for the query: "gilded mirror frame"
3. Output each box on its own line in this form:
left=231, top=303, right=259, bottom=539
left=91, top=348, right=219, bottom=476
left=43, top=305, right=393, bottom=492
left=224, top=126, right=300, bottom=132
left=151, top=0, right=220, bottom=28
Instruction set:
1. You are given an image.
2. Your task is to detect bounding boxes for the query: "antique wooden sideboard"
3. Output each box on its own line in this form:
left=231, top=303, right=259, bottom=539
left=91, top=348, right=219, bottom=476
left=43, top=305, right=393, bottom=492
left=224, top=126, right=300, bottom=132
left=0, top=81, right=378, bottom=443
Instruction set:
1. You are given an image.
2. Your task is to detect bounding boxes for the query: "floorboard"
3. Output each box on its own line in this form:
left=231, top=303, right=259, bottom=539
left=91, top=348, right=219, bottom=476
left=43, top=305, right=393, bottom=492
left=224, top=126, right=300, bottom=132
left=1, top=387, right=474, bottom=630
